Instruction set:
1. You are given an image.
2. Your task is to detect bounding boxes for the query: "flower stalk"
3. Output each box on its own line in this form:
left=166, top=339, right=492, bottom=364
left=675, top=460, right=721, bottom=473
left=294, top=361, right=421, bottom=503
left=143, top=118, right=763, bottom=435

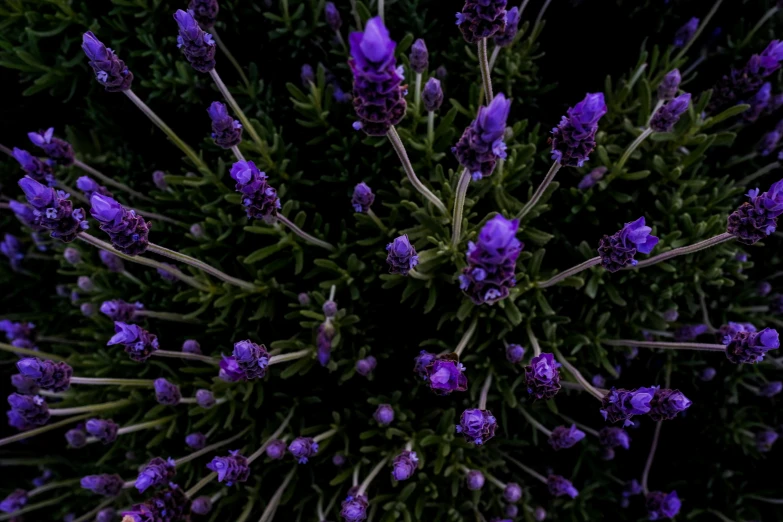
left=451, top=168, right=471, bottom=248
left=211, top=30, right=251, bottom=91
left=603, top=339, right=727, bottom=352
left=641, top=421, right=663, bottom=495
left=504, top=453, right=548, bottom=484
left=477, top=38, right=493, bottom=100
left=209, top=68, right=264, bottom=149
left=537, top=257, right=602, bottom=288
left=386, top=126, right=448, bottom=214
left=0, top=413, right=92, bottom=447
left=152, top=349, right=220, bottom=365
left=356, top=455, right=391, bottom=497
left=49, top=398, right=131, bottom=416
left=519, top=407, right=552, bottom=436
left=478, top=372, right=493, bottom=410
left=275, top=214, right=336, bottom=252
left=627, top=233, right=734, bottom=269
left=516, top=161, right=562, bottom=220
left=257, top=467, right=297, bottom=522
left=454, top=316, right=479, bottom=357
left=72, top=159, right=152, bottom=202
left=552, top=348, right=605, bottom=401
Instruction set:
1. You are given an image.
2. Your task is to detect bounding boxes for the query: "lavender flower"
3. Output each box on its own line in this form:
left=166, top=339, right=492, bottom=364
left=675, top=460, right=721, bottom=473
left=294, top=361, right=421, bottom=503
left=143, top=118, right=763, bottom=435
left=108, top=322, right=159, bottom=361
left=189, top=0, right=219, bottom=28
left=505, top=343, right=525, bottom=363
left=341, top=494, right=369, bottom=521
left=352, top=182, right=375, bottom=213
left=233, top=339, right=270, bottom=380
left=154, top=378, right=181, bottom=405
left=191, top=496, right=213, bottom=515
left=18, top=176, right=89, bottom=243
left=386, top=235, right=419, bottom=275
left=323, top=300, right=338, bottom=318
left=80, top=474, right=124, bottom=496
left=505, top=504, right=519, bottom=518
left=600, top=387, right=655, bottom=426
left=524, top=353, right=561, bottom=400
left=648, top=388, right=692, bottom=421
left=673, top=17, right=699, bottom=47
left=700, top=367, right=717, bottom=381
left=551, top=93, right=607, bottom=167
left=646, top=490, right=681, bottom=520
left=724, top=327, right=780, bottom=364
left=65, top=427, right=87, bottom=448
left=708, top=40, right=783, bottom=114
left=82, top=32, right=133, bottom=92
left=547, top=475, right=578, bottom=498
left=746, top=83, right=772, bottom=122
left=356, top=356, right=377, bottom=376
left=182, top=340, right=201, bottom=354
left=28, top=128, right=74, bottom=166
left=392, top=451, right=418, bottom=481
left=86, top=418, right=119, bottom=444
left=266, top=439, right=287, bottom=460
left=599, top=427, right=630, bottom=449
left=0, top=490, right=27, bottom=513
left=196, top=389, right=216, bottom=408
left=7, top=393, right=49, bottom=427
left=658, top=69, right=681, bottom=101
left=76, top=176, right=112, bottom=201
left=288, top=437, right=319, bottom=464
left=756, top=430, right=779, bottom=452
left=453, top=93, right=511, bottom=180
left=100, top=300, right=142, bottom=322
left=152, top=170, right=168, bottom=190
left=135, top=457, right=176, bottom=492
left=333, top=453, right=346, bottom=466
left=349, top=17, right=407, bottom=135
left=548, top=425, right=586, bottom=450
left=89, top=194, right=150, bottom=255
left=410, top=39, right=428, bottom=74
left=728, top=179, right=783, bottom=244
left=413, top=350, right=436, bottom=380
left=317, top=322, right=335, bottom=367
left=16, top=357, right=72, bottom=392
left=459, top=214, right=522, bottom=304
left=77, top=276, right=94, bottom=292
left=11, top=374, right=39, bottom=395
left=422, top=78, right=444, bottom=112
left=456, top=0, right=507, bottom=43
left=207, top=450, right=249, bottom=485
left=759, top=130, right=781, bottom=156
left=466, top=470, right=485, bottom=490
left=494, top=7, right=520, bottom=47
left=598, top=217, right=659, bottom=272
left=325, top=2, right=342, bottom=32
left=9, top=200, right=42, bottom=230
left=157, top=262, right=178, bottom=282
left=0, top=235, right=23, bottom=271
left=577, top=166, right=607, bottom=190
left=425, top=354, right=468, bottom=395
left=663, top=308, right=679, bottom=322
left=208, top=101, right=242, bottom=148
left=174, top=9, right=216, bottom=73
left=124, top=484, right=191, bottom=521
left=650, top=93, right=691, bottom=132
left=592, top=374, right=606, bottom=388
left=503, top=483, right=522, bottom=503
left=12, top=148, right=54, bottom=185
left=675, top=324, right=709, bottom=341
left=186, top=432, right=207, bottom=449
left=456, top=408, right=498, bottom=445
left=230, top=160, right=281, bottom=222
left=534, top=507, right=547, bottom=521
left=96, top=508, right=116, bottom=522
left=373, top=404, right=395, bottom=426
left=63, top=247, right=80, bottom=265
left=301, top=64, right=315, bottom=86
left=759, top=381, right=782, bottom=397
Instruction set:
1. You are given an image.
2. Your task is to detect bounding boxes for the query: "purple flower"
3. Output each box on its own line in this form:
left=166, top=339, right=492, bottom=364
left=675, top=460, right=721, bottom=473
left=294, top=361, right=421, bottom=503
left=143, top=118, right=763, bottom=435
left=728, top=178, right=783, bottom=244
left=457, top=408, right=498, bottom=445
left=413, top=350, right=436, bottom=380
left=135, top=457, right=176, bottom=493
left=505, top=343, right=525, bottom=363
left=86, top=418, right=119, bottom=444
left=759, top=381, right=782, bottom=397
left=288, top=437, right=319, bottom=464
left=453, top=93, right=511, bottom=180
left=157, top=262, right=178, bottom=282
left=97, top=251, right=123, bottom=273
left=708, top=40, right=783, bottom=114
left=341, top=494, right=369, bottom=521
left=551, top=93, right=607, bottom=167
left=646, top=490, right=681, bottom=520
left=758, top=281, right=773, bottom=296
left=82, top=32, right=133, bottom=92
left=352, top=182, right=375, bottom=213
left=355, top=356, right=377, bottom=376
left=494, top=6, right=520, bottom=47
left=373, top=404, right=395, bottom=426
left=534, top=507, right=547, bottom=521
left=425, top=354, right=468, bottom=395
left=207, top=101, right=242, bottom=149
left=466, top=470, right=485, bottom=490
left=152, top=170, right=168, bottom=190
left=219, top=356, right=244, bottom=382
left=189, top=0, right=219, bottom=28
left=207, top=450, right=249, bottom=485
left=100, top=300, right=142, bottom=322
left=547, top=475, right=579, bottom=498
left=649, top=388, right=692, bottom=421
left=317, top=322, right=335, bottom=367
left=76, top=176, right=112, bottom=201
left=505, top=504, right=519, bottom=518
left=598, top=217, right=659, bottom=272
left=674, top=17, right=699, bottom=47
left=548, top=424, right=586, bottom=450
left=65, top=427, right=87, bottom=448
left=409, top=38, right=428, bottom=74
left=90, top=194, right=150, bottom=255
left=9, top=200, right=42, bottom=230
left=196, top=389, right=216, bottom=408
left=577, top=166, right=608, bottom=190
left=746, top=83, right=772, bottom=122
left=325, top=2, right=342, bottom=32
left=186, top=432, right=207, bottom=449
left=592, top=374, right=606, bottom=388
left=191, top=496, right=213, bottom=515
left=658, top=69, right=681, bottom=101
left=80, top=474, right=123, bottom=496
left=422, top=78, right=444, bottom=112
left=18, top=176, right=89, bottom=243
left=190, top=223, right=204, bottom=238
left=599, top=427, right=631, bottom=449
left=7, top=393, right=49, bottom=427
left=333, top=453, right=346, bottom=466
left=233, top=340, right=270, bottom=380
left=0, top=490, right=27, bottom=513
left=230, top=161, right=281, bottom=222
left=11, top=374, right=39, bottom=395
left=77, top=276, right=94, bottom=292
left=675, top=324, right=709, bottom=341
left=456, top=0, right=507, bottom=43
left=28, top=128, right=74, bottom=166
left=12, top=148, right=55, bottom=186
left=0, top=234, right=24, bottom=271
left=301, top=64, right=315, bottom=86
left=154, top=378, right=181, bottom=405
left=323, top=300, right=338, bottom=318
left=182, top=339, right=201, bottom=354
left=459, top=214, right=522, bottom=304
left=349, top=17, right=407, bottom=135
left=174, top=9, right=216, bottom=73
left=503, top=482, right=522, bottom=503
left=16, top=357, right=72, bottom=392
left=650, top=93, right=691, bottom=132
left=756, top=430, right=778, bottom=452
left=524, top=353, right=561, bottom=400
left=663, top=308, right=679, bottom=322
left=265, top=439, right=287, bottom=460
left=600, top=387, right=656, bottom=426
left=623, top=479, right=643, bottom=498
left=724, top=327, right=779, bottom=364
left=759, top=130, right=781, bottom=156
left=392, top=450, right=418, bottom=481
left=123, top=484, right=191, bottom=521
left=107, top=322, right=159, bottom=361
left=63, top=247, right=80, bottom=265
left=386, top=235, right=419, bottom=275
left=700, top=367, right=717, bottom=381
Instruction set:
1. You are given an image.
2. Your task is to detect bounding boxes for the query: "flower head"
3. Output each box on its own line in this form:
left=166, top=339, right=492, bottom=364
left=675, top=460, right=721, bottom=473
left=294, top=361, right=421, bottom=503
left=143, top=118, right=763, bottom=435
left=548, top=424, right=586, bottom=450
left=182, top=339, right=201, bottom=354
left=503, top=483, right=522, bottom=503
left=135, top=457, right=176, bottom=493
left=392, top=450, right=419, bottom=481
left=356, top=356, right=377, bottom=377
left=191, top=496, right=213, bottom=515
left=547, top=475, right=579, bottom=498
left=230, top=161, right=281, bottom=222
left=90, top=194, right=150, bottom=255
left=317, top=322, right=335, bottom=367
left=207, top=101, right=242, bottom=149
left=466, top=470, right=485, bottom=490
left=341, top=494, right=369, bottom=521
left=658, top=69, right=681, bottom=101
left=674, top=17, right=699, bottom=47
left=646, top=490, right=681, bottom=520
left=11, top=374, right=39, bottom=395
left=207, top=450, right=249, bottom=485
left=189, top=0, right=219, bottom=28
left=325, top=2, right=342, bottom=31
left=708, top=39, right=783, bottom=114
left=425, top=354, right=468, bottom=395
left=174, top=9, right=216, bottom=73
left=196, top=389, right=216, bottom=408
left=0, top=234, right=24, bottom=272
left=600, top=387, right=656, bottom=426
left=577, top=166, right=608, bottom=190
left=494, top=7, right=520, bottom=47
left=80, top=474, right=124, bottom=496
left=649, top=388, right=692, bottom=421
left=82, top=32, right=133, bottom=91
left=524, top=353, right=561, bottom=400
left=288, top=437, right=319, bottom=464
left=453, top=93, right=512, bottom=180
left=186, top=432, right=207, bottom=450
left=152, top=171, right=168, bottom=190
left=12, top=148, right=55, bottom=186
left=265, top=439, right=287, bottom=460
left=65, top=427, right=87, bottom=448
left=27, top=128, right=74, bottom=166
left=505, top=343, right=525, bottom=363
left=0, top=490, right=27, bottom=513
left=756, top=430, right=779, bottom=452
left=352, top=182, right=375, bottom=213
left=154, top=378, right=181, bottom=405
left=598, top=217, right=659, bottom=272
left=386, top=235, right=419, bottom=275
left=457, top=0, right=508, bottom=43
left=409, top=38, right=428, bottom=74
left=232, top=340, right=270, bottom=380
left=728, top=178, right=783, bottom=244
left=650, top=93, right=691, bottom=132
left=759, top=381, right=782, bottom=397
left=599, top=427, right=631, bottom=449
left=100, top=300, right=142, bottom=322
left=413, top=350, right=437, bottom=380
left=16, top=357, right=72, bottom=392
left=18, top=176, right=88, bottom=243
left=700, top=367, right=717, bottom=381
left=107, top=322, right=159, bottom=361
left=7, top=393, right=49, bottom=428
left=460, top=214, right=522, bottom=304
left=456, top=408, right=498, bottom=445
left=551, top=93, right=607, bottom=167
left=86, top=418, right=119, bottom=444
left=422, top=78, right=444, bottom=112
left=373, top=404, right=395, bottom=426
left=724, top=327, right=779, bottom=364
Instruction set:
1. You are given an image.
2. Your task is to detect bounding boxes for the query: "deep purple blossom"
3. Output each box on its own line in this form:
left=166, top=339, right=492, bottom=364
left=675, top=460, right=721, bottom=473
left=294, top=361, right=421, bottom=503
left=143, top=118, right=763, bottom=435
left=700, top=367, right=717, bottom=381
left=453, top=93, right=511, bottom=180
left=534, top=507, right=547, bottom=521
left=674, top=17, right=699, bottom=47
left=7, top=393, right=49, bottom=427
left=16, top=357, right=72, bottom=392
left=658, top=69, right=681, bottom=101
left=592, top=374, right=606, bottom=388
left=356, top=356, right=377, bottom=376
left=186, top=432, right=207, bottom=449
left=352, top=182, right=375, bottom=213
left=18, top=176, right=89, bottom=243
left=230, top=160, right=281, bottom=222
left=728, top=178, right=783, bottom=244
left=548, top=424, right=586, bottom=450
left=152, top=171, right=168, bottom=190
left=349, top=17, right=407, bottom=135
left=341, top=494, right=369, bottom=521
left=107, top=322, right=159, bottom=361
left=409, top=38, right=428, bottom=74
left=524, top=353, right=561, bottom=400
left=0, top=490, right=27, bottom=513
left=650, top=93, right=691, bottom=132
left=196, top=389, right=216, bottom=408
left=191, top=496, right=213, bottom=515
left=323, top=300, right=337, bottom=318
left=0, top=320, right=34, bottom=343
left=123, top=484, right=191, bottom=521
left=65, top=427, right=87, bottom=448
left=301, top=64, right=315, bottom=86
left=11, top=374, right=39, bottom=395
left=0, top=234, right=24, bottom=271
left=233, top=340, right=270, bottom=380
left=649, top=388, right=692, bottom=421
left=494, top=7, right=520, bottom=47
left=100, top=300, right=142, bottom=322
left=600, top=387, right=656, bottom=426
left=325, top=2, right=342, bottom=31
left=86, top=418, right=119, bottom=444
left=456, top=408, right=497, bottom=445
left=506, top=343, right=525, bottom=363
left=547, top=475, right=579, bottom=498
left=746, top=83, right=772, bottom=122
left=503, top=483, right=522, bottom=503
left=386, top=235, right=419, bottom=275
left=157, top=262, right=178, bottom=282
left=80, top=474, right=123, bottom=496
left=577, top=166, right=607, bottom=190
left=422, top=78, right=444, bottom=112
left=412, top=351, right=437, bottom=382
left=708, top=40, right=783, bottom=114
left=675, top=324, right=709, bottom=341
left=724, top=327, right=780, bottom=364
left=392, top=451, right=418, bottom=481
left=9, top=200, right=43, bottom=230
left=76, top=176, right=112, bottom=201
left=646, top=490, right=681, bottom=520
left=466, top=470, right=485, bottom=490
left=154, top=378, right=181, bottom=405
left=373, top=404, right=395, bottom=426
left=208, top=101, right=242, bottom=148
left=333, top=453, right=346, bottom=466
left=189, top=0, right=219, bottom=28
left=718, top=322, right=756, bottom=341
left=182, top=340, right=201, bottom=355
left=12, top=148, right=54, bottom=185
left=459, top=214, right=522, bottom=304
left=599, top=427, right=631, bottom=449
left=759, top=130, right=781, bottom=156
left=82, top=32, right=133, bottom=91
left=288, top=437, right=319, bottom=464
left=425, top=354, right=468, bottom=395
left=456, top=0, right=507, bottom=43
left=90, top=194, right=150, bottom=255
left=135, top=457, right=176, bottom=493
left=758, top=281, right=773, bottom=296
left=598, top=217, right=659, bottom=272
left=174, top=9, right=216, bottom=72
left=317, top=322, right=335, bottom=367
left=759, top=381, right=782, bottom=397
left=207, top=450, right=249, bottom=485
left=28, top=128, right=74, bottom=166
left=551, top=93, right=607, bottom=167
left=265, top=439, right=286, bottom=460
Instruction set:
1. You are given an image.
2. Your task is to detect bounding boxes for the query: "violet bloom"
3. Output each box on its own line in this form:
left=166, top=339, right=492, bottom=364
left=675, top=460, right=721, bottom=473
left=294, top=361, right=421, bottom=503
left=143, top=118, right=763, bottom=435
left=460, top=214, right=522, bottom=305
left=466, top=470, right=485, bottom=490
left=759, top=130, right=781, bottom=156
left=577, top=166, right=607, bottom=190
left=0, top=234, right=23, bottom=271
left=233, top=339, right=270, bottom=380
left=288, top=437, right=319, bottom=464
left=9, top=200, right=43, bottom=230
left=728, top=178, right=783, bottom=244
left=16, top=357, right=72, bottom=392
left=759, top=381, right=783, bottom=397
left=12, top=148, right=54, bottom=186
left=219, top=356, right=243, bottom=382
left=230, top=160, right=281, bottom=222
left=186, top=432, right=207, bottom=449
left=673, top=17, right=699, bottom=47
left=600, top=387, right=656, bottom=426
left=82, top=32, right=133, bottom=92
left=207, top=101, right=242, bottom=148
left=758, top=281, right=773, bottom=296
left=323, top=300, right=338, bottom=318
left=182, top=339, right=201, bottom=354
left=503, top=483, right=522, bottom=503
left=196, top=389, right=216, bottom=408
left=505, top=343, right=525, bottom=363
left=65, top=427, right=87, bottom=448
left=0, top=319, right=35, bottom=345
left=453, top=93, right=511, bottom=180
left=422, top=78, right=444, bottom=112
left=76, top=176, right=112, bottom=201
left=756, top=430, right=779, bottom=452
left=551, top=93, right=607, bottom=167
left=123, top=484, right=191, bottom=521
left=333, top=453, right=346, bottom=466
left=18, top=176, right=89, bottom=243
left=207, top=450, right=249, bottom=485
left=649, top=388, right=692, bottom=421
left=547, top=475, right=578, bottom=499
left=724, top=327, right=780, bottom=364
left=456, top=0, right=507, bottom=43
left=392, top=450, right=418, bottom=481
left=352, top=182, right=375, bottom=213
left=11, top=374, right=39, bottom=395
left=592, top=374, right=606, bottom=388
left=90, top=194, right=150, bottom=255
left=301, top=64, right=315, bottom=87
left=27, top=128, right=74, bottom=166
left=373, top=404, right=395, bottom=426
left=719, top=322, right=756, bottom=341
left=152, top=170, right=168, bottom=190
left=341, top=494, right=369, bottom=521
left=675, top=324, right=709, bottom=341
left=658, top=69, right=681, bottom=101
left=410, top=39, right=428, bottom=74
left=86, top=418, right=119, bottom=444
left=708, top=40, right=783, bottom=114
left=623, top=479, right=643, bottom=498
left=700, top=367, right=717, bottom=381
left=135, top=457, right=176, bottom=493
left=746, top=83, right=772, bottom=122
left=100, top=300, right=142, bottom=322
left=663, top=308, right=679, bottom=322
left=494, top=7, right=520, bottom=47
left=524, top=353, right=561, bottom=400
left=598, top=217, right=659, bottom=272
left=356, top=356, right=377, bottom=376
left=7, top=393, right=49, bottom=427
left=154, top=378, right=181, bottom=405
left=650, top=93, right=691, bottom=132
left=548, top=425, right=586, bottom=450
left=425, top=354, right=468, bottom=395
left=266, top=440, right=287, bottom=460
left=174, top=9, right=216, bottom=73
left=98, top=250, right=123, bottom=273
left=0, top=490, right=27, bottom=513
left=77, top=275, right=94, bottom=292
left=325, top=2, right=342, bottom=32
left=646, top=490, right=681, bottom=520
left=107, top=322, right=159, bottom=361
left=317, top=322, right=335, bottom=367
left=599, top=427, right=631, bottom=449
left=63, top=247, right=80, bottom=265
left=456, top=408, right=498, bottom=445
left=505, top=504, right=518, bottom=518
left=189, top=0, right=219, bottom=28
left=386, top=235, right=419, bottom=275
left=349, top=17, right=407, bottom=135
left=191, top=496, right=213, bottom=515
left=96, top=508, right=116, bottom=522
left=80, top=474, right=124, bottom=496
left=534, top=507, right=547, bottom=521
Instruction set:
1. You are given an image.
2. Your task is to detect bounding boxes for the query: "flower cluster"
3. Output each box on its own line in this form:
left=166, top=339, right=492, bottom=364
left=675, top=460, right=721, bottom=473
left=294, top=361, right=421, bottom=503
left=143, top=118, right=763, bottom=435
left=100, top=299, right=143, bottom=322
left=230, top=160, right=281, bottom=222
left=646, top=490, right=681, bottom=520
left=424, top=353, right=468, bottom=395
left=392, top=451, right=419, bottom=481
left=600, top=387, right=656, bottom=426
left=18, top=177, right=89, bottom=243
left=456, top=0, right=507, bottom=43
left=727, top=179, right=783, bottom=244
left=135, top=457, right=176, bottom=492
left=208, top=101, right=243, bottom=148
left=524, top=353, right=561, bottom=400
left=90, top=194, right=151, bottom=255
left=174, top=9, right=216, bottom=73
left=598, top=217, right=659, bottom=272
left=207, top=450, right=249, bottom=485
left=288, top=437, right=319, bottom=464
left=386, top=235, right=419, bottom=275
left=708, top=40, right=783, bottom=113
left=12, top=148, right=55, bottom=186
left=548, top=425, right=586, bottom=450
left=220, top=340, right=270, bottom=381
left=107, top=322, right=160, bottom=361
left=27, top=128, right=74, bottom=166
left=550, top=93, right=607, bottom=167
left=15, top=357, right=72, bottom=392
left=723, top=327, right=780, bottom=364
left=452, top=93, right=511, bottom=181
left=456, top=408, right=498, bottom=445
left=82, top=32, right=133, bottom=92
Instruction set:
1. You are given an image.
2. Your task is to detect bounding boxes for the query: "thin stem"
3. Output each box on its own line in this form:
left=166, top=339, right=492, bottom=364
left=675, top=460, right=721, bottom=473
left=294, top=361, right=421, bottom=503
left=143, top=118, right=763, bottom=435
left=186, top=472, right=217, bottom=498
left=135, top=209, right=186, bottom=228
left=641, top=421, right=663, bottom=495
left=211, top=30, right=251, bottom=91
left=732, top=305, right=770, bottom=314
left=455, top=317, right=479, bottom=357
left=313, top=427, right=338, bottom=444
left=176, top=426, right=253, bottom=466
left=557, top=413, right=600, bottom=437
left=232, top=146, right=245, bottom=162
left=353, top=465, right=360, bottom=487
left=153, top=349, right=220, bottom=365
left=746, top=495, right=783, bottom=505
left=537, top=257, right=602, bottom=288
left=71, top=498, right=116, bottom=522
left=519, top=407, right=552, bottom=436
left=534, top=0, right=553, bottom=27
left=378, top=0, right=384, bottom=22
left=209, top=68, right=264, bottom=149
left=488, top=44, right=501, bottom=72
left=516, top=161, right=562, bottom=220
left=349, top=0, right=362, bottom=28
left=78, top=233, right=210, bottom=291
left=526, top=324, right=541, bottom=357
left=134, top=310, right=199, bottom=324
left=739, top=161, right=780, bottom=186
left=0, top=342, right=66, bottom=362
left=269, top=349, right=311, bottom=365
left=0, top=493, right=71, bottom=521
left=275, top=215, right=336, bottom=252
left=414, top=72, right=422, bottom=114
left=483, top=471, right=507, bottom=489
left=698, top=290, right=717, bottom=333
left=477, top=38, right=493, bottom=101
left=70, top=377, right=155, bottom=387
left=28, top=478, right=80, bottom=497
left=357, top=455, right=390, bottom=497
left=49, top=398, right=131, bottom=416
left=478, top=372, right=493, bottom=410
left=603, top=339, right=726, bottom=352
left=451, top=168, right=471, bottom=248
left=73, top=160, right=153, bottom=202
left=427, top=111, right=435, bottom=147
left=121, top=270, right=145, bottom=287
left=366, top=209, right=388, bottom=232
left=147, top=242, right=261, bottom=292
left=673, top=0, right=724, bottom=62
left=386, top=127, right=447, bottom=214
left=503, top=453, right=548, bottom=484
left=0, top=413, right=92, bottom=447
left=629, top=233, right=735, bottom=269
left=258, top=468, right=297, bottom=522
left=247, top=410, right=296, bottom=464
left=179, top=397, right=199, bottom=404
left=552, top=348, right=605, bottom=401
left=610, top=128, right=654, bottom=179
left=87, top=416, right=176, bottom=444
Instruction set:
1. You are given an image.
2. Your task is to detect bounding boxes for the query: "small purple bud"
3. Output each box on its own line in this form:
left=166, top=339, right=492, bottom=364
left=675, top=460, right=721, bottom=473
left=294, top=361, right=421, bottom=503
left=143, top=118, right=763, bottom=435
left=154, top=378, right=181, bottom=405
left=65, top=428, right=87, bottom=448
left=503, top=483, right=523, bottom=503
left=152, top=171, right=168, bottom=190
left=409, top=39, right=428, bottom=74
left=323, top=300, right=338, bottom=318
left=190, top=223, right=204, bottom=238
left=700, top=367, right=717, bottom=381
left=658, top=69, right=681, bottom=101
left=301, top=64, right=315, bottom=87
left=325, top=2, right=342, bottom=31
left=191, top=496, right=213, bottom=515
left=674, top=17, right=699, bottom=47
left=466, top=470, right=485, bottom=490
left=196, top=389, right=216, bottom=408
left=356, top=356, right=377, bottom=377
left=63, top=247, right=81, bottom=264
left=182, top=340, right=201, bottom=354
left=265, top=439, right=287, bottom=460
left=373, top=403, right=394, bottom=426
left=298, top=293, right=311, bottom=305
left=77, top=276, right=94, bottom=292
left=422, top=78, right=444, bottom=113
left=186, top=432, right=207, bottom=450
left=505, top=343, right=525, bottom=363
left=351, top=182, right=375, bottom=213
left=759, top=381, right=782, bottom=397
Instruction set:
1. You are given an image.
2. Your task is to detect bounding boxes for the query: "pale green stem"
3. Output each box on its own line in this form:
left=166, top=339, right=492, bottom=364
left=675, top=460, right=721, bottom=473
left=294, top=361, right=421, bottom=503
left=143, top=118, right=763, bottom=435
left=610, top=128, right=653, bottom=180
left=386, top=127, right=448, bottom=214
left=257, top=467, right=297, bottom=522
left=247, top=409, right=296, bottom=464
left=357, top=455, right=390, bottom=497
left=147, top=242, right=261, bottom=292
left=0, top=413, right=92, bottom=447
left=519, top=407, right=552, bottom=436
left=121, top=270, right=145, bottom=287
left=414, top=72, right=422, bottom=114
left=71, top=377, right=155, bottom=386
left=0, top=493, right=71, bottom=521
left=275, top=215, right=336, bottom=252
left=134, top=208, right=186, bottom=228
left=516, top=161, right=562, bottom=220
left=186, top=472, right=217, bottom=498
left=49, top=398, right=131, bottom=416
left=73, top=159, right=153, bottom=202
left=732, top=305, right=770, bottom=314
left=0, top=342, right=66, bottom=361
left=153, top=349, right=220, bottom=365
left=534, top=0, right=553, bottom=26
left=211, top=30, right=251, bottom=91
left=698, top=290, right=717, bottom=333
left=313, top=427, right=338, bottom=444
left=526, top=324, right=541, bottom=357
left=537, top=257, right=601, bottom=288
left=707, top=509, right=738, bottom=522
left=454, top=317, right=479, bottom=357
left=378, top=0, right=384, bottom=22
left=179, top=398, right=199, bottom=404
left=86, top=416, right=175, bottom=445
left=427, top=111, right=435, bottom=146
left=503, top=453, right=548, bottom=484
left=71, top=498, right=116, bottom=522
left=628, top=233, right=735, bottom=269
left=603, top=339, right=726, bottom=351
left=28, top=478, right=80, bottom=497
left=232, top=146, right=245, bottom=162
left=741, top=7, right=781, bottom=48
left=349, top=0, right=362, bottom=28
left=483, top=471, right=507, bottom=489
left=175, top=426, right=253, bottom=466
left=673, top=0, right=724, bottom=62
left=269, top=349, right=311, bottom=365
left=488, top=44, right=501, bottom=71
left=739, top=161, right=780, bottom=186
left=641, top=421, right=663, bottom=495
left=209, top=68, right=265, bottom=149
left=451, top=168, right=471, bottom=249
left=478, top=372, right=493, bottom=410
left=366, top=209, right=388, bottom=232
left=477, top=38, right=493, bottom=101
left=134, top=309, right=199, bottom=323
left=552, top=348, right=605, bottom=401
left=746, top=495, right=783, bottom=505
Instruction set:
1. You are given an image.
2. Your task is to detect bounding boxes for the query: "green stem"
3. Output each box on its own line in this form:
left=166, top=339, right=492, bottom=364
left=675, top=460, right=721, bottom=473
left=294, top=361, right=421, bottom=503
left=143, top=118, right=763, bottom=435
left=526, top=324, right=541, bottom=357
left=609, top=128, right=653, bottom=180
left=454, top=317, right=479, bottom=357
left=386, top=127, right=448, bottom=214
left=366, top=209, right=388, bottom=232
left=516, top=161, right=562, bottom=220
left=121, top=270, right=145, bottom=288
left=427, top=111, right=435, bottom=149
left=211, top=30, right=251, bottom=91
left=741, top=7, right=780, bottom=48
left=414, top=72, right=422, bottom=115
left=477, top=38, right=493, bottom=101
left=673, top=0, right=724, bottom=62
left=28, top=478, right=80, bottom=497
left=488, top=44, right=501, bottom=72
left=176, top=426, right=252, bottom=466
left=71, top=498, right=116, bottom=522
left=275, top=214, right=336, bottom=252
left=269, top=349, right=311, bottom=365
left=603, top=339, right=726, bottom=352
left=628, top=233, right=734, bottom=269
left=0, top=413, right=92, bottom=447
left=739, top=161, right=780, bottom=186
left=503, top=453, right=548, bottom=484
left=185, top=472, right=217, bottom=498
left=71, top=377, right=155, bottom=387
left=209, top=68, right=264, bottom=149
left=134, top=309, right=200, bottom=323
left=357, top=455, right=390, bottom=497
left=0, top=493, right=72, bottom=521
left=641, top=421, right=663, bottom=495
left=313, top=427, right=338, bottom=444
left=451, top=168, right=471, bottom=249
left=552, top=347, right=605, bottom=401
left=258, top=468, right=297, bottom=522
left=49, top=398, right=131, bottom=416
left=73, top=160, right=153, bottom=203
left=478, top=372, right=493, bottom=410
left=518, top=407, right=552, bottom=436
left=537, top=257, right=602, bottom=288
left=0, top=342, right=66, bottom=361
left=153, top=349, right=219, bottom=365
